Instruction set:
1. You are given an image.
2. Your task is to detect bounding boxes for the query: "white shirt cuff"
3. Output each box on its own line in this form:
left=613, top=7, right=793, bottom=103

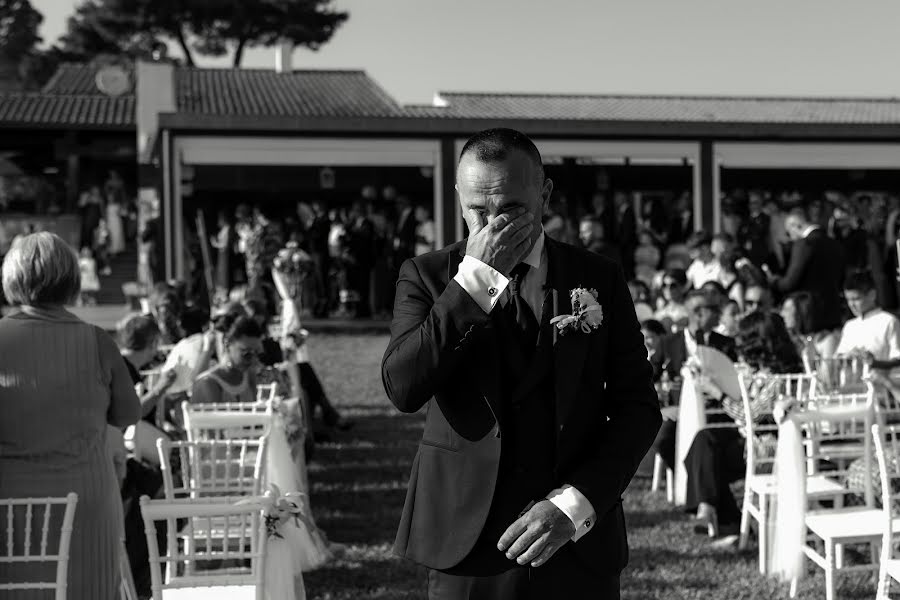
left=547, top=484, right=596, bottom=542
left=452, top=255, right=509, bottom=314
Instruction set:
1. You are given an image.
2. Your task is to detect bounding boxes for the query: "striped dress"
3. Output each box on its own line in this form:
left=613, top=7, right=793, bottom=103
left=0, top=306, right=140, bottom=599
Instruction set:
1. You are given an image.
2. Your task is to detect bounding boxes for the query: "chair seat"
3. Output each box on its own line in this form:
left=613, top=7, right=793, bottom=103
left=162, top=584, right=257, bottom=599
left=887, top=559, right=900, bottom=583
left=747, top=474, right=847, bottom=497
left=805, top=507, right=895, bottom=541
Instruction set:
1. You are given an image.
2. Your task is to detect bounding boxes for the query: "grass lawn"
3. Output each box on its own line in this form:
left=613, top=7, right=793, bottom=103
left=303, top=333, right=878, bottom=600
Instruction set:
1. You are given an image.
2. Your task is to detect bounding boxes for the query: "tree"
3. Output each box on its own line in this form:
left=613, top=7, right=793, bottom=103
left=57, top=0, right=348, bottom=68
left=0, top=0, right=42, bottom=63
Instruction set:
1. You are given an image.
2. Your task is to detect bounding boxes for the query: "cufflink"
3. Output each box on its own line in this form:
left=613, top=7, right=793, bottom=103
left=585, top=519, right=592, bottom=528
left=487, top=287, right=497, bottom=297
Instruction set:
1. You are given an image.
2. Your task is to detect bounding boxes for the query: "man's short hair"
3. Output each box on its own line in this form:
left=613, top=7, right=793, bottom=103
left=1, top=232, right=80, bottom=306
left=844, top=270, right=876, bottom=294
left=687, top=231, right=713, bottom=250
left=685, top=289, right=719, bottom=311
left=641, top=319, right=667, bottom=337
left=459, top=128, right=544, bottom=182
left=118, top=314, right=160, bottom=352
left=712, top=232, right=734, bottom=245
left=661, top=268, right=688, bottom=287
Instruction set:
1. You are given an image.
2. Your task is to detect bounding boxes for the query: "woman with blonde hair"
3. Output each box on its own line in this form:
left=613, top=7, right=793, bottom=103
left=0, top=232, right=140, bottom=598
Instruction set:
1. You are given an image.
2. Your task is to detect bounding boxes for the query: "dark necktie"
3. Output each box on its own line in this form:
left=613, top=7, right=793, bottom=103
left=505, top=263, right=539, bottom=350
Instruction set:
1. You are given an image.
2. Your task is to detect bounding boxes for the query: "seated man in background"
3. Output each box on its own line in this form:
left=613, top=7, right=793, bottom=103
left=836, top=270, right=900, bottom=365
left=742, top=284, right=773, bottom=317
left=653, top=290, right=737, bottom=472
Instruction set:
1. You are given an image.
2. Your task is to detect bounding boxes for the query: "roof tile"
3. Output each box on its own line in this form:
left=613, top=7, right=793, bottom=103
left=175, top=68, right=403, bottom=118
left=0, top=93, right=135, bottom=128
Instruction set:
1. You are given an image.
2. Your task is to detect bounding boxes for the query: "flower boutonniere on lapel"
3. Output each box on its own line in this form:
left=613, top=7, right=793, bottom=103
left=551, top=287, right=603, bottom=336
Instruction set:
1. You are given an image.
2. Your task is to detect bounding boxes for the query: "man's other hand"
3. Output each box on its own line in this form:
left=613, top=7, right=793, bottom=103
left=497, top=499, right=575, bottom=568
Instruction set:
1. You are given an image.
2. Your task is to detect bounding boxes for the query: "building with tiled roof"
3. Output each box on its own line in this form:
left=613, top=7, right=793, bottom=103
left=6, top=59, right=900, bottom=283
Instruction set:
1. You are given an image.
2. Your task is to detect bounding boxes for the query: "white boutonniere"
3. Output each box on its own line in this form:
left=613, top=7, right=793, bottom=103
left=550, top=287, right=603, bottom=336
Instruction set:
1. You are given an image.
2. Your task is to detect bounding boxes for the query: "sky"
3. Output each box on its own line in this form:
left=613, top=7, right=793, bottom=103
left=30, top=0, right=900, bottom=105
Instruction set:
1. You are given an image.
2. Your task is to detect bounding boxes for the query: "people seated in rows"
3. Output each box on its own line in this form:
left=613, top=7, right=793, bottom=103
left=716, top=299, right=741, bottom=338
left=686, top=311, right=803, bottom=542
left=629, top=279, right=654, bottom=322
left=779, top=290, right=840, bottom=365
left=835, top=270, right=900, bottom=363
left=686, top=232, right=722, bottom=289
left=640, top=319, right=668, bottom=384
left=742, top=284, right=773, bottom=316
left=663, top=290, right=737, bottom=380
left=654, top=268, right=690, bottom=332
left=192, top=315, right=263, bottom=405
left=118, top=314, right=176, bottom=419
left=652, top=291, right=737, bottom=474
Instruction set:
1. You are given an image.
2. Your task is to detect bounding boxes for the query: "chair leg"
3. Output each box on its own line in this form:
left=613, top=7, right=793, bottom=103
left=790, top=577, right=799, bottom=598
left=665, top=468, right=674, bottom=504
left=651, top=453, right=662, bottom=492
left=758, top=494, right=768, bottom=575
left=870, top=540, right=881, bottom=567
left=739, top=489, right=752, bottom=552
left=825, top=541, right=836, bottom=600
left=836, top=544, right=844, bottom=569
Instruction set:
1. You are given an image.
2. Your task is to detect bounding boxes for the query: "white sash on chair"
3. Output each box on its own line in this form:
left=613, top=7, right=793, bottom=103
left=675, top=370, right=705, bottom=506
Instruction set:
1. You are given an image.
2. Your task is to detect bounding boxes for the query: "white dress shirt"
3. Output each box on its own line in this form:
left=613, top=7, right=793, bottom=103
left=835, top=308, right=900, bottom=361
left=452, top=232, right=597, bottom=542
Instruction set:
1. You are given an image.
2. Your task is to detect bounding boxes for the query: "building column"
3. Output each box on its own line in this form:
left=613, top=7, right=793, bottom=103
left=699, top=140, right=717, bottom=233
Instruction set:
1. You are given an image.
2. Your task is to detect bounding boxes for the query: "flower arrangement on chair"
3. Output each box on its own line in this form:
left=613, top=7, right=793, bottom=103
left=271, top=242, right=315, bottom=341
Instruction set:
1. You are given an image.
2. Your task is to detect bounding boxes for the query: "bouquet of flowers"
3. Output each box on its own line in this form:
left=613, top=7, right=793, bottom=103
left=272, top=242, right=314, bottom=299
left=272, top=242, right=315, bottom=340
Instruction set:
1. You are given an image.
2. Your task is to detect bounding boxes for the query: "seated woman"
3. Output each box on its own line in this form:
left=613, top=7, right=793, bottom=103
left=192, top=316, right=263, bottom=405
left=686, top=311, right=803, bottom=542
left=780, top=290, right=841, bottom=367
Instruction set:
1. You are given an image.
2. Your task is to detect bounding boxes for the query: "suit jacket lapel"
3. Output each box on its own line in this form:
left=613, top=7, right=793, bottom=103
left=546, top=238, right=591, bottom=432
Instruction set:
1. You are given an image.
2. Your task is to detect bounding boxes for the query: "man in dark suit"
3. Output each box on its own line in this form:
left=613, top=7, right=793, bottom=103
left=652, top=290, right=737, bottom=473
left=382, top=129, right=660, bottom=599
left=768, top=209, right=847, bottom=330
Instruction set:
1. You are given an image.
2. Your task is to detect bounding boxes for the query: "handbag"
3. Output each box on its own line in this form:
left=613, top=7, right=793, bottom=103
left=124, top=420, right=168, bottom=466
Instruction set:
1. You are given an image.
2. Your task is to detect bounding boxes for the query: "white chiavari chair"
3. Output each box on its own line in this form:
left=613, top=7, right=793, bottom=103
left=182, top=402, right=274, bottom=443
left=0, top=493, right=78, bottom=600
left=256, top=383, right=278, bottom=404
left=875, top=424, right=900, bottom=600
left=737, top=373, right=848, bottom=574
left=157, top=438, right=267, bottom=501
left=807, top=355, right=870, bottom=394
left=140, top=495, right=269, bottom=600
left=790, top=390, right=879, bottom=600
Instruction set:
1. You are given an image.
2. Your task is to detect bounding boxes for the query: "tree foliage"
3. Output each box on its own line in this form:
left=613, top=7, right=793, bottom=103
left=57, top=0, right=348, bottom=67
left=0, top=0, right=42, bottom=62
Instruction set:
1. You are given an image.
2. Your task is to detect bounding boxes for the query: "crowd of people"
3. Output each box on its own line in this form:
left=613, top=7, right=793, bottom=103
left=620, top=193, right=900, bottom=545
left=0, top=231, right=349, bottom=599
left=192, top=186, right=435, bottom=320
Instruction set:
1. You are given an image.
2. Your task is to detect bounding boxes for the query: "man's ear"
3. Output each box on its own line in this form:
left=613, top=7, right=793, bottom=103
left=541, top=178, right=554, bottom=214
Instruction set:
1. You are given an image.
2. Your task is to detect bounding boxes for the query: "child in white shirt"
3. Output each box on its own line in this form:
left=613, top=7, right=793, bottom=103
left=78, top=247, right=100, bottom=306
